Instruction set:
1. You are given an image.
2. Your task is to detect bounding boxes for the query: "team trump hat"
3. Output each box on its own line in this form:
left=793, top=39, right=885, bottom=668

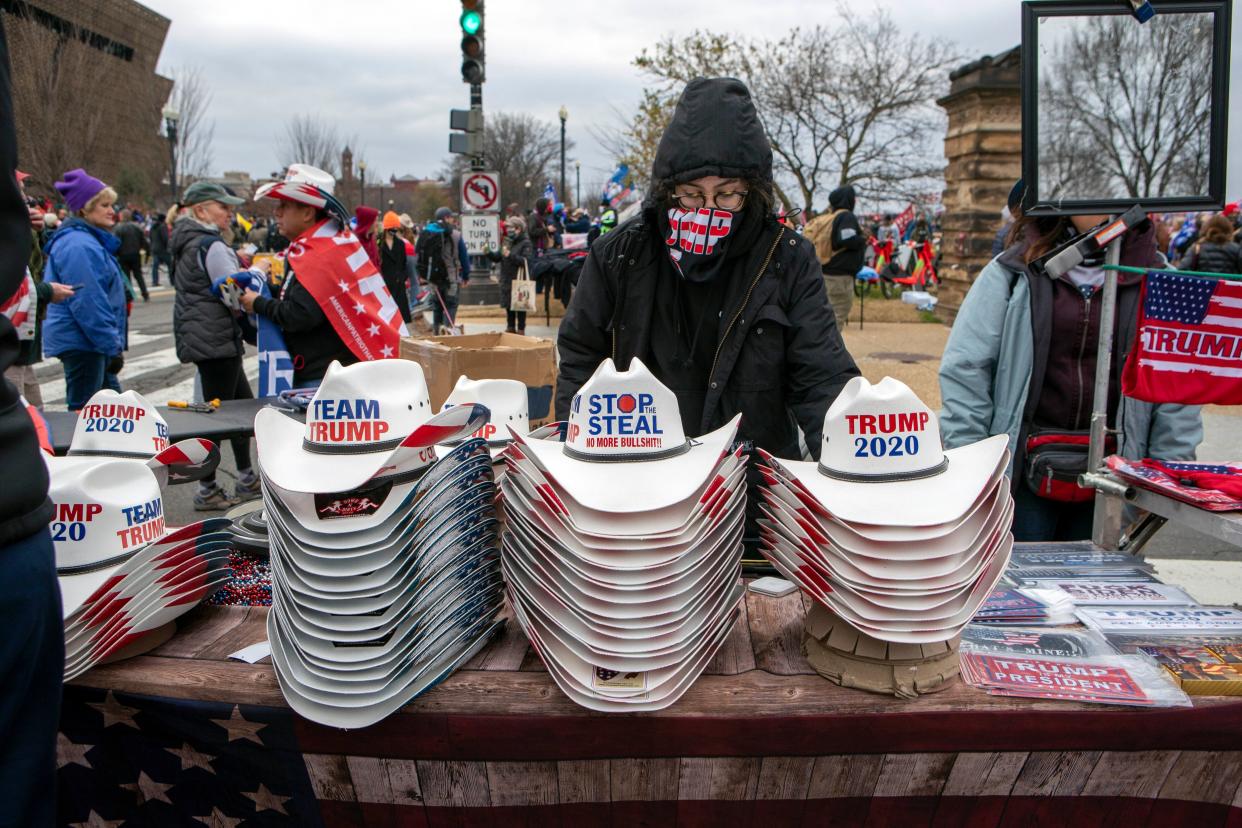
left=255, top=359, right=490, bottom=493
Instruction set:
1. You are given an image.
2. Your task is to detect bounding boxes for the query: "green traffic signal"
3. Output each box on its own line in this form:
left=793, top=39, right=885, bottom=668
left=460, top=10, right=482, bottom=35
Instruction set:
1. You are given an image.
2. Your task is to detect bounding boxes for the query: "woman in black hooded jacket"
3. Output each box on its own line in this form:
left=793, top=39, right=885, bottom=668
left=556, top=77, right=859, bottom=462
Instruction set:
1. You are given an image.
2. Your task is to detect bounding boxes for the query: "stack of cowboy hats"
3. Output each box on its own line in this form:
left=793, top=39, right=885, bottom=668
left=755, top=377, right=1013, bottom=691
left=499, top=358, right=746, bottom=712
left=49, top=389, right=231, bottom=679
left=254, top=360, right=505, bottom=728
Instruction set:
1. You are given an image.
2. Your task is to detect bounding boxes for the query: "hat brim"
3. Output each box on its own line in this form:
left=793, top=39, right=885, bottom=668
left=256, top=404, right=489, bottom=495
left=59, top=518, right=230, bottom=619
left=777, top=434, right=1009, bottom=527
left=503, top=446, right=745, bottom=538
left=514, top=414, right=741, bottom=514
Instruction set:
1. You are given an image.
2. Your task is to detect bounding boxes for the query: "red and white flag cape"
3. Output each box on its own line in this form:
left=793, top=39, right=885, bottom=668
left=285, top=219, right=409, bottom=361
left=1, top=270, right=36, bottom=341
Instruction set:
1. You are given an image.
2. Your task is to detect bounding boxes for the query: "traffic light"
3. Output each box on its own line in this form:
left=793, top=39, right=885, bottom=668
left=449, top=108, right=483, bottom=156
left=460, top=0, right=485, bottom=84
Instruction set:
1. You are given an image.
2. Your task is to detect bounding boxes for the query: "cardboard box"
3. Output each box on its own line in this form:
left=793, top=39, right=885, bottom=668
left=400, top=332, right=557, bottom=424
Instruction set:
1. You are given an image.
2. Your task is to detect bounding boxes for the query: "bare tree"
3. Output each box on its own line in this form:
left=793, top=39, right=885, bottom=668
left=8, top=15, right=109, bottom=189
left=629, top=13, right=958, bottom=213
left=589, top=90, right=677, bottom=192
left=277, top=115, right=342, bottom=177
left=1039, top=14, right=1212, bottom=201
left=165, top=66, right=215, bottom=183
left=442, top=111, right=568, bottom=211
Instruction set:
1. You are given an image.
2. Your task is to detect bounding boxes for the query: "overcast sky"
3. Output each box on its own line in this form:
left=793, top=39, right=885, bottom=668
left=143, top=0, right=1242, bottom=205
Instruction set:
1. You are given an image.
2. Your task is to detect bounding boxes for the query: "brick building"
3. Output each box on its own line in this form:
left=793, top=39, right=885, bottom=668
left=3, top=0, right=173, bottom=205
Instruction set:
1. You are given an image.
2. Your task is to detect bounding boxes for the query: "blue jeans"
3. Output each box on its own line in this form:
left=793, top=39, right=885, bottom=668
left=150, top=251, right=172, bottom=286
left=1012, top=482, right=1095, bottom=542
left=0, top=528, right=61, bottom=828
left=59, top=350, right=120, bottom=411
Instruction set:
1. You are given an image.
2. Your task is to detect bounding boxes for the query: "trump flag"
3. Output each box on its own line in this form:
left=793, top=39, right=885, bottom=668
left=1122, top=270, right=1242, bottom=405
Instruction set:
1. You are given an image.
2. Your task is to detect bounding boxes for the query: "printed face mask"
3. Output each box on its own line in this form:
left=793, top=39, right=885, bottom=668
left=666, top=207, right=735, bottom=283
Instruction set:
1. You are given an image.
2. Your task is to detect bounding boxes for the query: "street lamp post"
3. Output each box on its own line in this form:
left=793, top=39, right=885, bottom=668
left=558, top=106, right=568, bottom=205
left=162, top=105, right=180, bottom=204
left=574, top=160, right=581, bottom=209
left=524, top=180, right=532, bottom=212
left=358, top=159, right=367, bottom=207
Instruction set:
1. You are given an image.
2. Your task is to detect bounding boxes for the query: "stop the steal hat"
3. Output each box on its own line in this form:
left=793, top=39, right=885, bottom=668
left=774, top=376, right=1007, bottom=527
left=255, top=359, right=490, bottom=493
left=514, top=357, right=740, bottom=514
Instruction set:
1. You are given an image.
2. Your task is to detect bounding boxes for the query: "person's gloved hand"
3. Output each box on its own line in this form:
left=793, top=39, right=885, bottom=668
left=106, top=354, right=124, bottom=375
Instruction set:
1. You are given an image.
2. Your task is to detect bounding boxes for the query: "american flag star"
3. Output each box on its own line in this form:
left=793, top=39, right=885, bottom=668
left=353, top=301, right=366, bottom=315
left=337, top=279, right=350, bottom=293
left=88, top=691, right=140, bottom=729
left=381, top=344, right=394, bottom=358
left=210, top=705, right=267, bottom=745
left=121, top=770, right=174, bottom=805
left=193, top=807, right=243, bottom=828
left=58, top=732, right=93, bottom=769
left=69, top=810, right=123, bottom=828
left=367, top=322, right=381, bottom=337
left=243, top=783, right=292, bottom=814
left=166, top=741, right=217, bottom=774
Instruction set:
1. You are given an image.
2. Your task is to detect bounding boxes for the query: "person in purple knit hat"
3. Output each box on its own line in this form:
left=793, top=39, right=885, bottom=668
left=42, top=168, right=128, bottom=409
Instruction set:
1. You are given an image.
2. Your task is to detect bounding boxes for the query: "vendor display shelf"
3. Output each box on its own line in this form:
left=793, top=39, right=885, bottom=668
left=63, top=583, right=1242, bottom=827
left=1090, top=470, right=1242, bottom=550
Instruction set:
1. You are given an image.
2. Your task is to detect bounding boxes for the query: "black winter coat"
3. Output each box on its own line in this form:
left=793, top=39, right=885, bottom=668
left=170, top=218, right=244, bottom=364
left=1180, top=241, right=1242, bottom=275
left=494, top=234, right=533, bottom=310
left=556, top=210, right=859, bottom=460
left=379, top=235, right=411, bottom=324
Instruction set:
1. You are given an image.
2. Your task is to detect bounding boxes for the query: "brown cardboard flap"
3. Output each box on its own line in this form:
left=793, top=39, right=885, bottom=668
left=399, top=333, right=558, bottom=424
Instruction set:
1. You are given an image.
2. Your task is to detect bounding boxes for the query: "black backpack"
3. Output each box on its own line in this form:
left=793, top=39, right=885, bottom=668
left=417, top=230, right=449, bottom=285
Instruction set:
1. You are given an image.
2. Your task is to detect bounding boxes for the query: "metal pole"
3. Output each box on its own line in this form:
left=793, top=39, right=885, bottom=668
left=1087, top=236, right=1122, bottom=473
left=1089, top=235, right=1123, bottom=548
left=559, top=119, right=566, bottom=203
left=470, top=82, right=485, bottom=172
left=166, top=124, right=177, bottom=204
left=575, top=163, right=580, bottom=208
left=360, top=169, right=365, bottom=206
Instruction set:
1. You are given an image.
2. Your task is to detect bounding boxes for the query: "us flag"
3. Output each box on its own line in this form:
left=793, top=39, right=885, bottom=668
left=1122, top=270, right=1242, bottom=405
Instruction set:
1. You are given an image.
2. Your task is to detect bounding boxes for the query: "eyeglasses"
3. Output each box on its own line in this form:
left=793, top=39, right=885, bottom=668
left=671, top=190, right=748, bottom=211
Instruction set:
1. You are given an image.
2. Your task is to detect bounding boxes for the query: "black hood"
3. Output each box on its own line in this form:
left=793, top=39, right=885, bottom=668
left=828, top=185, right=856, bottom=212
left=652, top=77, right=772, bottom=186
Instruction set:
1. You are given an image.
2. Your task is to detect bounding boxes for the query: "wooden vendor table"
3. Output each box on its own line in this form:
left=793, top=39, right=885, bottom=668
left=44, top=397, right=274, bottom=456
left=60, top=590, right=1242, bottom=827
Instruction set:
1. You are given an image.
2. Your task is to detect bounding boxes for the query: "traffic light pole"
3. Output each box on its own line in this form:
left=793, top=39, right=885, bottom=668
left=470, top=83, right=485, bottom=173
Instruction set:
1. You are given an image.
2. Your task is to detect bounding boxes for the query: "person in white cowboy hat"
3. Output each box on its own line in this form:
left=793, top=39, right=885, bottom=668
left=556, top=78, right=859, bottom=472
left=241, top=165, right=409, bottom=387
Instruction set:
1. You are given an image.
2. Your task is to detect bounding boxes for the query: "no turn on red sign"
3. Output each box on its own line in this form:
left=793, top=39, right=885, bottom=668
left=460, top=171, right=500, bottom=212
left=461, top=213, right=500, bottom=254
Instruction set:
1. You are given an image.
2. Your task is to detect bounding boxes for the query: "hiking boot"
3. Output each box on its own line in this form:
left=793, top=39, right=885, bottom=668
left=194, top=486, right=238, bottom=511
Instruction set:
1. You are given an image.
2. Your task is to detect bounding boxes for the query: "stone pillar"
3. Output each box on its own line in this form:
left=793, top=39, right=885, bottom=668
left=935, top=48, right=1021, bottom=322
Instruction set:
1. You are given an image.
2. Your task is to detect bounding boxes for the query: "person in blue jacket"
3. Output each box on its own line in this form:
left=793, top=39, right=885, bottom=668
left=42, top=168, right=127, bottom=410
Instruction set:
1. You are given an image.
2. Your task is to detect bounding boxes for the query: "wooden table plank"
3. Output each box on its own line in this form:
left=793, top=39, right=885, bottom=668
left=941, top=751, right=1028, bottom=797
left=1156, top=751, right=1242, bottom=806
left=1009, top=751, right=1103, bottom=797
left=676, top=757, right=760, bottom=801
left=485, top=761, right=558, bottom=807
left=556, top=760, right=609, bottom=804
left=805, top=754, right=884, bottom=799
left=149, top=605, right=252, bottom=659
left=871, top=753, right=956, bottom=797
left=1080, top=750, right=1180, bottom=798
left=704, top=596, right=757, bottom=676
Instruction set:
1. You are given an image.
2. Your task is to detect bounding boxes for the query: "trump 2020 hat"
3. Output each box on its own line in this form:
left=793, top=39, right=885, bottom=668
left=69, top=390, right=170, bottom=459
left=775, top=377, right=1007, bottom=527
left=515, top=357, right=739, bottom=514
left=254, top=359, right=489, bottom=494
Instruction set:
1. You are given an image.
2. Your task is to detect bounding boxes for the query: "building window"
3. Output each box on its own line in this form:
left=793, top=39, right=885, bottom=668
left=1, top=0, right=136, bottom=62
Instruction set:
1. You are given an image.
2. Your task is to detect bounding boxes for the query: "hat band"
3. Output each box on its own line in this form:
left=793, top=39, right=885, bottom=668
left=57, top=546, right=141, bottom=577
left=562, top=438, right=692, bottom=464
left=817, top=456, right=949, bottom=484
left=302, top=437, right=404, bottom=456
left=68, top=448, right=152, bottom=460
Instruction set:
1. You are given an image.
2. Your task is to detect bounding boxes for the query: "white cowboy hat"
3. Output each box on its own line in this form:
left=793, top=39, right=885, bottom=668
left=771, top=377, right=1008, bottom=527
left=255, top=359, right=490, bottom=494
left=514, top=357, right=740, bottom=514
left=69, top=389, right=169, bottom=459
left=254, top=163, right=349, bottom=225
left=46, top=456, right=224, bottom=618
left=436, top=376, right=529, bottom=459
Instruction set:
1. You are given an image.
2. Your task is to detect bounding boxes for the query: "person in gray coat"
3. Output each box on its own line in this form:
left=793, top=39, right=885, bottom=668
left=171, top=181, right=260, bottom=510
